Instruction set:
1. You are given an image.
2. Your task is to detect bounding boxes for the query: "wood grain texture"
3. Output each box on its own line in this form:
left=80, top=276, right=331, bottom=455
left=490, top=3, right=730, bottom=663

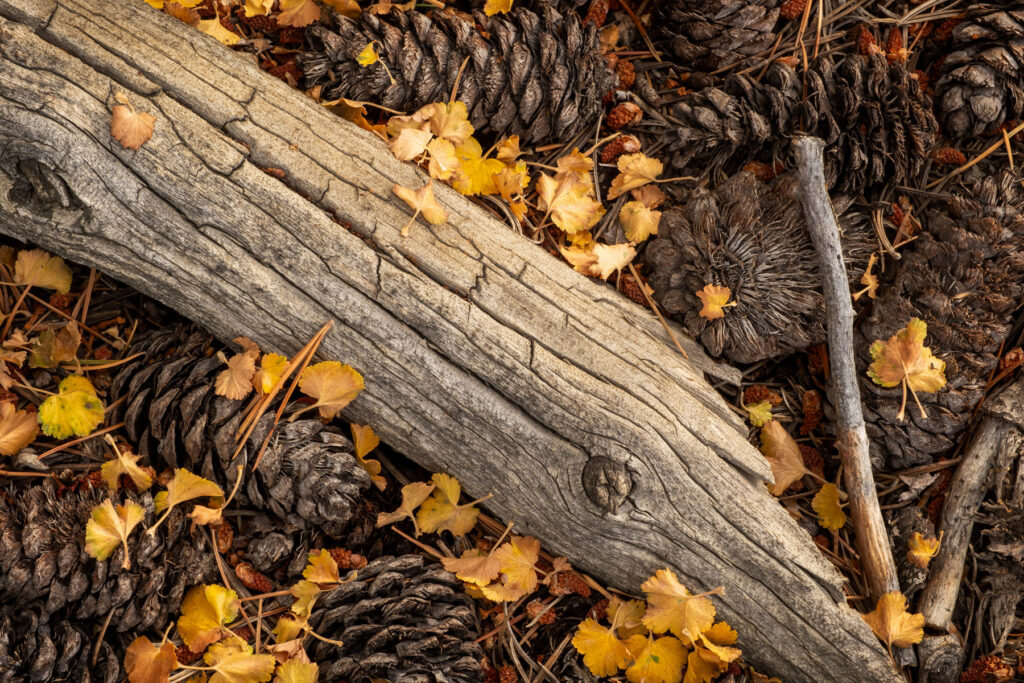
left=0, top=3, right=898, bottom=680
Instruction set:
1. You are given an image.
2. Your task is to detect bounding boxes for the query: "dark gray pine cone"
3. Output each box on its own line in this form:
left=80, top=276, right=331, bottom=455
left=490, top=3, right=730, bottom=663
left=109, top=326, right=372, bottom=539
left=0, top=479, right=216, bottom=649
left=935, top=3, right=1024, bottom=138
left=644, top=171, right=873, bottom=363
left=972, top=502, right=1024, bottom=654
left=301, top=4, right=612, bottom=145
left=857, top=168, right=1024, bottom=468
left=309, top=554, right=483, bottom=683
left=665, top=53, right=937, bottom=195
left=655, top=0, right=783, bottom=73
left=0, top=601, right=121, bottom=683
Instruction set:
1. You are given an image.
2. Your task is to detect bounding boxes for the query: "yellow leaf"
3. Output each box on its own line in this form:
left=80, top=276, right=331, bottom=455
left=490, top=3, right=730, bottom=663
left=393, top=181, right=449, bottom=236
left=624, top=634, right=686, bottom=683
left=321, top=0, right=361, bottom=17
left=357, top=41, right=380, bottom=66
left=14, top=249, right=72, bottom=293
left=151, top=469, right=224, bottom=534
left=695, top=284, right=735, bottom=320
left=272, top=615, right=305, bottom=644
left=111, top=100, right=156, bottom=151
left=572, top=618, right=631, bottom=676
left=303, top=549, right=341, bottom=585
left=608, top=597, right=647, bottom=638
left=178, top=585, right=239, bottom=652
left=559, top=242, right=636, bottom=280
left=759, top=420, right=810, bottom=496
left=744, top=400, right=772, bottom=428
left=166, top=1, right=202, bottom=24
left=496, top=135, right=521, bottom=164
left=556, top=148, right=594, bottom=181
left=493, top=161, right=530, bottom=202
left=351, top=423, right=386, bottom=490
left=416, top=472, right=481, bottom=536
left=244, top=0, right=275, bottom=17
left=189, top=503, right=225, bottom=526
left=853, top=252, right=879, bottom=301
left=253, top=353, right=288, bottom=394
left=493, top=535, right=540, bottom=595
left=861, top=591, right=925, bottom=650
left=537, top=173, right=604, bottom=234
left=37, top=374, right=105, bottom=439
left=620, top=201, right=660, bottom=243
left=388, top=126, right=433, bottom=161
left=868, top=318, right=946, bottom=421
left=297, top=361, right=365, bottom=419
left=441, top=548, right=501, bottom=586
left=125, top=636, right=178, bottom=683
left=478, top=580, right=528, bottom=602
left=376, top=481, right=435, bottom=535
left=101, top=442, right=153, bottom=491
left=216, top=345, right=259, bottom=400
left=426, top=137, right=460, bottom=180
left=274, top=659, right=318, bottom=683
left=277, top=0, right=321, bottom=27
left=641, top=569, right=718, bottom=643
left=197, top=14, right=240, bottom=45
left=0, top=402, right=38, bottom=456
left=85, top=499, right=145, bottom=569
left=451, top=138, right=505, bottom=196
left=608, top=153, right=663, bottom=199
left=509, top=201, right=527, bottom=222
left=907, top=531, right=942, bottom=569
left=631, top=184, right=667, bottom=209
left=484, top=0, right=513, bottom=15
left=204, top=640, right=276, bottom=683
left=289, top=580, right=321, bottom=620
left=416, top=101, right=474, bottom=146
left=684, top=623, right=740, bottom=683
left=812, top=483, right=846, bottom=530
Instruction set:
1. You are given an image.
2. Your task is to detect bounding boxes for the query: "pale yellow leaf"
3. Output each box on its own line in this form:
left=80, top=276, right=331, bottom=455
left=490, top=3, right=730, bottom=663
left=376, top=481, right=435, bottom=534
left=85, top=499, right=145, bottom=569
left=608, top=153, right=663, bottom=199
left=861, top=591, right=925, bottom=650
left=619, top=200, right=660, bottom=243
left=101, top=442, right=153, bottom=491
left=14, top=249, right=72, bottom=293
left=297, top=361, right=365, bottom=419
left=277, top=0, right=321, bottom=27
left=0, top=401, right=38, bottom=456
left=37, top=375, right=105, bottom=439
left=812, top=483, right=846, bottom=530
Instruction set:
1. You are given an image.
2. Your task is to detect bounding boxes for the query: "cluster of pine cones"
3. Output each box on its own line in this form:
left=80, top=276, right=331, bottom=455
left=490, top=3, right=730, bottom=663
left=0, top=326, right=484, bottom=681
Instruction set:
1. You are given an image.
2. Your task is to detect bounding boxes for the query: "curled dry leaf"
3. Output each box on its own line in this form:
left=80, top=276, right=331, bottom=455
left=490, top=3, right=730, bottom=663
left=484, top=0, right=513, bottom=15
left=297, top=361, right=364, bottom=419
left=30, top=321, right=81, bottom=369
left=744, top=400, right=773, bottom=428
left=277, top=0, right=321, bottom=27
left=416, top=472, right=482, bottom=536
left=695, top=284, right=736, bottom=320
left=151, top=468, right=224, bottom=535
left=215, top=338, right=260, bottom=400
left=537, top=173, right=604, bottom=234
left=253, top=353, right=288, bottom=394
left=244, top=0, right=275, bottom=16
left=607, top=153, right=663, bottom=199
left=111, top=93, right=156, bottom=151
left=388, top=126, right=433, bottom=161
left=376, top=481, right=435, bottom=535
left=124, top=636, right=178, bottom=683
left=619, top=201, right=660, bottom=243
left=350, top=423, right=386, bottom=491
left=356, top=41, right=380, bottom=66
left=441, top=548, right=501, bottom=586
left=85, top=499, right=146, bottom=569
left=101, top=442, right=153, bottom=491
left=812, top=483, right=846, bottom=530
left=393, top=181, right=449, bottom=236
left=203, top=640, right=277, bottom=682
left=907, top=531, right=942, bottom=569
left=759, top=420, right=809, bottom=496
left=560, top=242, right=636, bottom=280
left=197, top=12, right=241, bottom=45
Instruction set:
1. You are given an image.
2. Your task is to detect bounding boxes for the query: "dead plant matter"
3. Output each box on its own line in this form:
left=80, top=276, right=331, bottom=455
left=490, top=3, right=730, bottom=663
left=655, top=0, right=784, bottom=73
left=935, top=2, right=1024, bottom=139
left=301, top=4, right=612, bottom=145
left=645, top=171, right=873, bottom=363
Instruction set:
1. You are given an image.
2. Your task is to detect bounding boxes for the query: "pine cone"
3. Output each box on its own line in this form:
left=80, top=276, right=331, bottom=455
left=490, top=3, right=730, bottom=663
left=109, top=326, right=372, bottom=538
left=935, top=3, right=1024, bottom=138
left=666, top=54, right=937, bottom=195
left=644, top=171, right=873, bottom=363
left=309, top=554, right=483, bottom=683
left=302, top=4, right=612, bottom=145
left=857, top=168, right=1024, bottom=467
left=655, top=0, right=783, bottom=72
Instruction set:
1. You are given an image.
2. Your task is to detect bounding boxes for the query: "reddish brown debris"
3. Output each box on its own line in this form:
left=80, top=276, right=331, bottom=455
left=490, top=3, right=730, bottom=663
left=527, top=599, right=557, bottom=624
left=998, top=347, right=1024, bottom=374
left=780, top=0, right=807, bottom=20
left=743, top=385, right=783, bottom=407
left=960, top=654, right=1016, bottom=683
left=616, top=59, right=635, bottom=90
left=856, top=25, right=881, bottom=56
left=587, top=598, right=609, bottom=621
left=932, top=147, right=967, bottom=165
left=328, top=547, right=368, bottom=569
left=617, top=271, right=651, bottom=308
left=549, top=571, right=591, bottom=597
left=175, top=644, right=204, bottom=665
left=742, top=160, right=785, bottom=182
left=800, top=389, right=823, bottom=434
left=885, top=27, right=909, bottom=63
left=600, top=134, right=642, bottom=163
left=235, top=561, right=274, bottom=593
left=498, top=664, right=517, bottom=683
left=584, top=0, right=609, bottom=26
left=215, top=520, right=234, bottom=555
left=606, top=102, right=643, bottom=130
left=933, top=17, right=963, bottom=43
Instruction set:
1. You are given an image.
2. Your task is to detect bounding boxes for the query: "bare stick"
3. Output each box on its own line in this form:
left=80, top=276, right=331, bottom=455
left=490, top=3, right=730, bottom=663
left=792, top=136, right=900, bottom=601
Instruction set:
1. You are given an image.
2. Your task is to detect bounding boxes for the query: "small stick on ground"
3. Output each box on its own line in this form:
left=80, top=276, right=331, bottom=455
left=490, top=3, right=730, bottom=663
left=792, top=136, right=900, bottom=602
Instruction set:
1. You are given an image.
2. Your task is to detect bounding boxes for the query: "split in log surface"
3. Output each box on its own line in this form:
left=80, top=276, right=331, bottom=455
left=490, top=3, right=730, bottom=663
left=0, top=2, right=899, bottom=680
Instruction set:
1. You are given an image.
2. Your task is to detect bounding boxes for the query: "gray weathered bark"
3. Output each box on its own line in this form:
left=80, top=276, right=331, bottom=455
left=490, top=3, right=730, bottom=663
left=0, top=1, right=899, bottom=680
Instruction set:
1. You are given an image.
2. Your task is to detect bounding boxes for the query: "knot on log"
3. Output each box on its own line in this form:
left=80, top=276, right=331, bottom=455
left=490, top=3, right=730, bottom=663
left=582, top=456, right=633, bottom=514
left=3, top=158, right=81, bottom=217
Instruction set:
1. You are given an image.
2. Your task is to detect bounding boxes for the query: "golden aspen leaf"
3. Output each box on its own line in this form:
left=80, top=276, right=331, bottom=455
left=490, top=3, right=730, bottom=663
left=377, top=481, right=435, bottom=535
left=868, top=318, right=946, bottom=421
left=907, top=531, right=942, bottom=569
left=608, top=153, right=663, bottom=199
left=388, top=126, right=433, bottom=161
left=452, top=138, right=506, bottom=196
left=151, top=469, right=224, bottom=534
left=322, top=0, right=360, bottom=17
left=244, top=0, right=275, bottom=16
left=14, top=249, right=72, bottom=293
left=684, top=623, right=741, bottom=683
left=560, top=242, right=636, bottom=280
left=356, top=42, right=379, bottom=66
left=493, top=161, right=530, bottom=202
left=272, top=615, right=305, bottom=644
left=537, top=173, right=604, bottom=234
left=189, top=503, right=226, bottom=526
left=101, top=443, right=153, bottom=491
left=216, top=338, right=260, bottom=400
left=204, top=640, right=276, bottom=683
left=125, top=636, right=178, bottom=683
left=393, top=182, right=449, bottom=236
left=417, top=101, right=474, bottom=146
left=197, top=14, right=240, bottom=45
left=111, top=100, right=157, bottom=151
left=426, top=137, right=459, bottom=180
left=641, top=569, right=718, bottom=643
left=572, top=618, right=631, bottom=676
left=759, top=420, right=810, bottom=496
left=145, top=0, right=164, bottom=6
left=0, top=402, right=38, bottom=456
left=85, top=499, right=145, bottom=569
left=695, top=284, right=736, bottom=320
left=496, top=135, right=522, bottom=164
left=165, top=3, right=201, bottom=25
left=631, top=184, right=667, bottom=209
left=861, top=591, right=925, bottom=651
left=252, top=353, right=288, bottom=394
left=608, top=597, right=647, bottom=638
left=274, top=659, right=318, bottom=683
left=277, top=0, right=321, bottom=27
left=484, top=0, right=513, bottom=15
left=509, top=201, right=527, bottom=222
left=619, top=200, right=660, bottom=243
left=351, top=423, right=386, bottom=490
left=812, top=483, right=846, bottom=530
left=624, top=634, right=686, bottom=683
left=289, top=579, right=321, bottom=620
left=416, top=472, right=481, bottom=536
left=178, top=585, right=239, bottom=652
left=599, top=23, right=620, bottom=51
left=297, top=361, right=365, bottom=419
left=556, top=149, right=594, bottom=181
left=478, top=580, right=527, bottom=602
left=303, top=549, right=341, bottom=585
left=493, top=535, right=540, bottom=595
left=38, top=374, right=105, bottom=439
left=745, top=400, right=773, bottom=428
left=441, top=548, right=501, bottom=586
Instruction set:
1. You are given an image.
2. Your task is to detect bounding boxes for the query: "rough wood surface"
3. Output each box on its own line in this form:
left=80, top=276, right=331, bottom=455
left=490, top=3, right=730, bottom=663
left=793, top=137, right=900, bottom=602
left=0, top=3, right=899, bottom=680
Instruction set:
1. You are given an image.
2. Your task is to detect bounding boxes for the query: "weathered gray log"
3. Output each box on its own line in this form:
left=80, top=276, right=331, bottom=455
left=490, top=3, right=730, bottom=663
left=0, top=2, right=899, bottom=680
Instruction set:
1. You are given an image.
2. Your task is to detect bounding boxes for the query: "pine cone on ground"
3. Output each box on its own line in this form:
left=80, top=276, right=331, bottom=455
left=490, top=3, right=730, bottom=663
left=109, top=326, right=372, bottom=539
left=857, top=168, right=1024, bottom=468
left=666, top=54, right=937, bottom=195
left=644, top=171, right=873, bottom=363
left=0, top=479, right=217, bottom=636
left=935, top=3, right=1024, bottom=138
left=309, top=554, right=483, bottom=683
left=301, top=4, right=612, bottom=144
left=655, top=0, right=783, bottom=72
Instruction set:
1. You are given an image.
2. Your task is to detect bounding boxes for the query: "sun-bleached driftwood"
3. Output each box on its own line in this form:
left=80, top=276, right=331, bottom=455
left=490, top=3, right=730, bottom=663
left=0, top=2, right=899, bottom=679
